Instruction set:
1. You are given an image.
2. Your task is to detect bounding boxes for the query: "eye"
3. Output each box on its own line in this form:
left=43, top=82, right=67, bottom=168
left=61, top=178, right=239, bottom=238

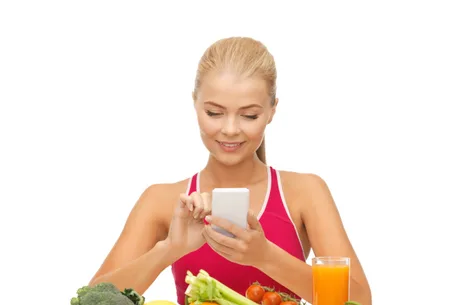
left=205, top=110, right=222, bottom=117
left=243, top=114, right=259, bottom=120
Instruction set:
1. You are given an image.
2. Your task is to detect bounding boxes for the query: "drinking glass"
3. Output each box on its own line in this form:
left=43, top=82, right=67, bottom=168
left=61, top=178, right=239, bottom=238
left=312, top=256, right=350, bottom=305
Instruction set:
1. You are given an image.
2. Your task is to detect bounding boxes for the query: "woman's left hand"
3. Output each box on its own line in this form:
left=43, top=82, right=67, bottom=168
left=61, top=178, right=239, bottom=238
left=202, top=211, right=272, bottom=267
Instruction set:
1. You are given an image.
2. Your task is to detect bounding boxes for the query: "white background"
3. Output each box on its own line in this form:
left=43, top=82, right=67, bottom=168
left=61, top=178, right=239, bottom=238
left=1, top=1, right=459, bottom=304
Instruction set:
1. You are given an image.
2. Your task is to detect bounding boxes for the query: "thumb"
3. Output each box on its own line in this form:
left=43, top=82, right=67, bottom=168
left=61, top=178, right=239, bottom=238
left=247, top=210, right=262, bottom=231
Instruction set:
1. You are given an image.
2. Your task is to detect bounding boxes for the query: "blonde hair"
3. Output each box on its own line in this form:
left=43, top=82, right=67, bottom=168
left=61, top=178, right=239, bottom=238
left=193, top=37, right=277, bottom=164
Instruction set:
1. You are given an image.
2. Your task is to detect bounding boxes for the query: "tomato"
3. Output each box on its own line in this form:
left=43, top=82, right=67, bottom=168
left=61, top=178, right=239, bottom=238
left=280, top=302, right=298, bottom=305
left=261, top=292, right=282, bottom=305
left=246, top=284, right=266, bottom=303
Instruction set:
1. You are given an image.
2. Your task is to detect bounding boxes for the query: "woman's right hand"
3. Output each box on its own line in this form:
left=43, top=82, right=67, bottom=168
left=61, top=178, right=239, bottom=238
left=166, top=191, right=212, bottom=257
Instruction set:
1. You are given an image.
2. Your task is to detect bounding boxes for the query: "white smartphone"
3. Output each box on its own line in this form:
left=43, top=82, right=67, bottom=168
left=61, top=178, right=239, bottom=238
left=211, top=188, right=250, bottom=238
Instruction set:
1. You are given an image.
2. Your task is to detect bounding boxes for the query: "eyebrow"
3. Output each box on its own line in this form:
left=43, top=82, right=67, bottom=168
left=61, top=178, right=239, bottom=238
left=204, top=101, right=263, bottom=109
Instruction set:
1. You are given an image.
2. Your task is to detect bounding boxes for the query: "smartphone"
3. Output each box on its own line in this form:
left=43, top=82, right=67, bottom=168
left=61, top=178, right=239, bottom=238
left=211, top=188, right=250, bottom=238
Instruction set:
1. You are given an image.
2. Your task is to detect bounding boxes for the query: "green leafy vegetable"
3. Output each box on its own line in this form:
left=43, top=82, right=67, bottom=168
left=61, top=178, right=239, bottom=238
left=185, top=269, right=260, bottom=305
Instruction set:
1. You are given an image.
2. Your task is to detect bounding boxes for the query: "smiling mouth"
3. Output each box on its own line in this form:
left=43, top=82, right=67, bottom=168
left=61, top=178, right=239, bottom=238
left=216, top=141, right=245, bottom=148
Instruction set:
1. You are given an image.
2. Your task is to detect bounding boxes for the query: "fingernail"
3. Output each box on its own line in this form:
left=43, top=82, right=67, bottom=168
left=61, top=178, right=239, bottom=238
left=205, top=215, right=211, bottom=222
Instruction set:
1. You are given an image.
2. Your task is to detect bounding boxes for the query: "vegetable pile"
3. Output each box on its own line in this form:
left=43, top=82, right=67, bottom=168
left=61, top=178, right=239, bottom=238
left=185, top=269, right=362, bottom=305
left=70, top=282, right=145, bottom=305
left=184, top=270, right=302, bottom=305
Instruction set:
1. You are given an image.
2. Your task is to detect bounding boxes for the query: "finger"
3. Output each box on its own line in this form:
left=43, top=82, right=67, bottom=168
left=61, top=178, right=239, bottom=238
left=179, top=193, right=193, bottom=212
left=206, top=215, right=248, bottom=239
left=174, top=194, right=191, bottom=221
left=178, top=194, right=186, bottom=208
left=178, top=193, right=188, bottom=209
left=190, top=192, right=204, bottom=219
left=247, top=210, right=262, bottom=231
left=204, top=222, right=245, bottom=250
left=203, top=225, right=238, bottom=256
left=200, top=192, right=212, bottom=219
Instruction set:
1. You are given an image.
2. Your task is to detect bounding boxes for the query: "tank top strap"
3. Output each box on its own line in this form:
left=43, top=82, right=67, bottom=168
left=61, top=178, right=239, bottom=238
left=263, top=166, right=291, bottom=221
left=186, top=173, right=199, bottom=195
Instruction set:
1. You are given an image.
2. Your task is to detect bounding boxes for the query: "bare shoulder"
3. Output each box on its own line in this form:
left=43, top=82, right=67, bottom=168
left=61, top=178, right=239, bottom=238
left=278, top=170, right=331, bottom=203
left=141, top=178, right=191, bottom=205
left=118, top=177, right=192, bottom=243
left=137, top=178, right=191, bottom=215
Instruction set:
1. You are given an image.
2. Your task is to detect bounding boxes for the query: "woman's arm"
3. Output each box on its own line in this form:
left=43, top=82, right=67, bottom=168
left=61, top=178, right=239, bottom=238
left=89, top=239, right=179, bottom=295
left=88, top=183, right=182, bottom=295
left=256, top=174, right=372, bottom=305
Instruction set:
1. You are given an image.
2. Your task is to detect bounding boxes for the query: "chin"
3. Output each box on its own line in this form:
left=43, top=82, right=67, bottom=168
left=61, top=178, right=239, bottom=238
left=208, top=148, right=251, bottom=166
left=213, top=154, right=246, bottom=167
left=213, top=147, right=260, bottom=166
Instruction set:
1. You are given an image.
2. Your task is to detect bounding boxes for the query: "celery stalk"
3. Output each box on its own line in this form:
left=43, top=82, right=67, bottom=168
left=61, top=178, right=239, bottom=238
left=185, top=270, right=260, bottom=305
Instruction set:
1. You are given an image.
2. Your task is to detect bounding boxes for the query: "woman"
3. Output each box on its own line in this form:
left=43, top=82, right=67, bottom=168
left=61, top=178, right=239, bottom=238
left=88, top=37, right=372, bottom=305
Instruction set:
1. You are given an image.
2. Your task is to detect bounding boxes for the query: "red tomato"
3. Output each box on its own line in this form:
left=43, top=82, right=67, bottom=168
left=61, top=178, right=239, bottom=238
left=261, top=292, right=282, bottom=305
left=246, top=284, right=266, bottom=303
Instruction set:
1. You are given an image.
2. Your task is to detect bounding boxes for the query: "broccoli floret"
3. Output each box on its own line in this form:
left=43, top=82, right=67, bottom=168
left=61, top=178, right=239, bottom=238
left=91, top=282, right=121, bottom=294
left=76, top=286, right=92, bottom=298
left=80, top=291, right=133, bottom=305
left=76, top=282, right=119, bottom=299
left=70, top=297, right=80, bottom=305
left=122, top=288, right=145, bottom=305
left=70, top=282, right=145, bottom=305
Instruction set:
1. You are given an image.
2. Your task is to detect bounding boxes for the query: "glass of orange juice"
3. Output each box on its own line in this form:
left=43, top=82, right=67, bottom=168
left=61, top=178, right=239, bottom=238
left=312, top=256, right=350, bottom=305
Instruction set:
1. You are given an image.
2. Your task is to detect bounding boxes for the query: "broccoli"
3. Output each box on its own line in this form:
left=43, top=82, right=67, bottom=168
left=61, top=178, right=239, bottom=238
left=122, top=288, right=145, bottom=305
left=70, top=282, right=145, bottom=305
left=80, top=291, right=134, bottom=305
left=79, top=282, right=120, bottom=297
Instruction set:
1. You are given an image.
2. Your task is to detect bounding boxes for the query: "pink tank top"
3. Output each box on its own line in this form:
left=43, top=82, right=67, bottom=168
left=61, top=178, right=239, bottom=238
left=171, top=166, right=306, bottom=305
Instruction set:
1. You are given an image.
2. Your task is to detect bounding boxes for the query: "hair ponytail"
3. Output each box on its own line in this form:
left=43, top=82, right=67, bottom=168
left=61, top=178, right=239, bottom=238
left=256, top=138, right=266, bottom=164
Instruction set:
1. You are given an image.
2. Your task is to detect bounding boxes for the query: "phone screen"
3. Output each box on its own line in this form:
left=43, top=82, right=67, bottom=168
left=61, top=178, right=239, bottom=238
left=211, top=188, right=250, bottom=237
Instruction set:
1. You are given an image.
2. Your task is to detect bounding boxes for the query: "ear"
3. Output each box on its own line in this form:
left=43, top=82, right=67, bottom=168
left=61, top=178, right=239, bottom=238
left=267, top=97, right=278, bottom=124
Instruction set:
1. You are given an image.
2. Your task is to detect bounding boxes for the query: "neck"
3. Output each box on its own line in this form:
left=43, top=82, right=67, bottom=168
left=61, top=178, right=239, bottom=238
left=201, top=154, right=268, bottom=188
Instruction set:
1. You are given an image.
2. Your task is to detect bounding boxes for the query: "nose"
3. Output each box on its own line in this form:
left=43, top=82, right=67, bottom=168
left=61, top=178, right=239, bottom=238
left=221, top=116, right=240, bottom=136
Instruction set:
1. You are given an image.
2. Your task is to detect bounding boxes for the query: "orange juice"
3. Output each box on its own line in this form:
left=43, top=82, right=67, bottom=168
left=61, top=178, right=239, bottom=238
left=312, top=257, right=350, bottom=305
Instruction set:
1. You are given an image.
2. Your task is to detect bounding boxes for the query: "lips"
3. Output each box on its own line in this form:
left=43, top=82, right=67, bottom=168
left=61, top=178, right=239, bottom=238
left=217, top=141, right=245, bottom=147
left=216, top=140, right=246, bottom=152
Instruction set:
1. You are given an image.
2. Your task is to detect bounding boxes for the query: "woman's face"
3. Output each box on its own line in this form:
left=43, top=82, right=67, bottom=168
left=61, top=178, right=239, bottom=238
left=194, top=70, right=277, bottom=166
